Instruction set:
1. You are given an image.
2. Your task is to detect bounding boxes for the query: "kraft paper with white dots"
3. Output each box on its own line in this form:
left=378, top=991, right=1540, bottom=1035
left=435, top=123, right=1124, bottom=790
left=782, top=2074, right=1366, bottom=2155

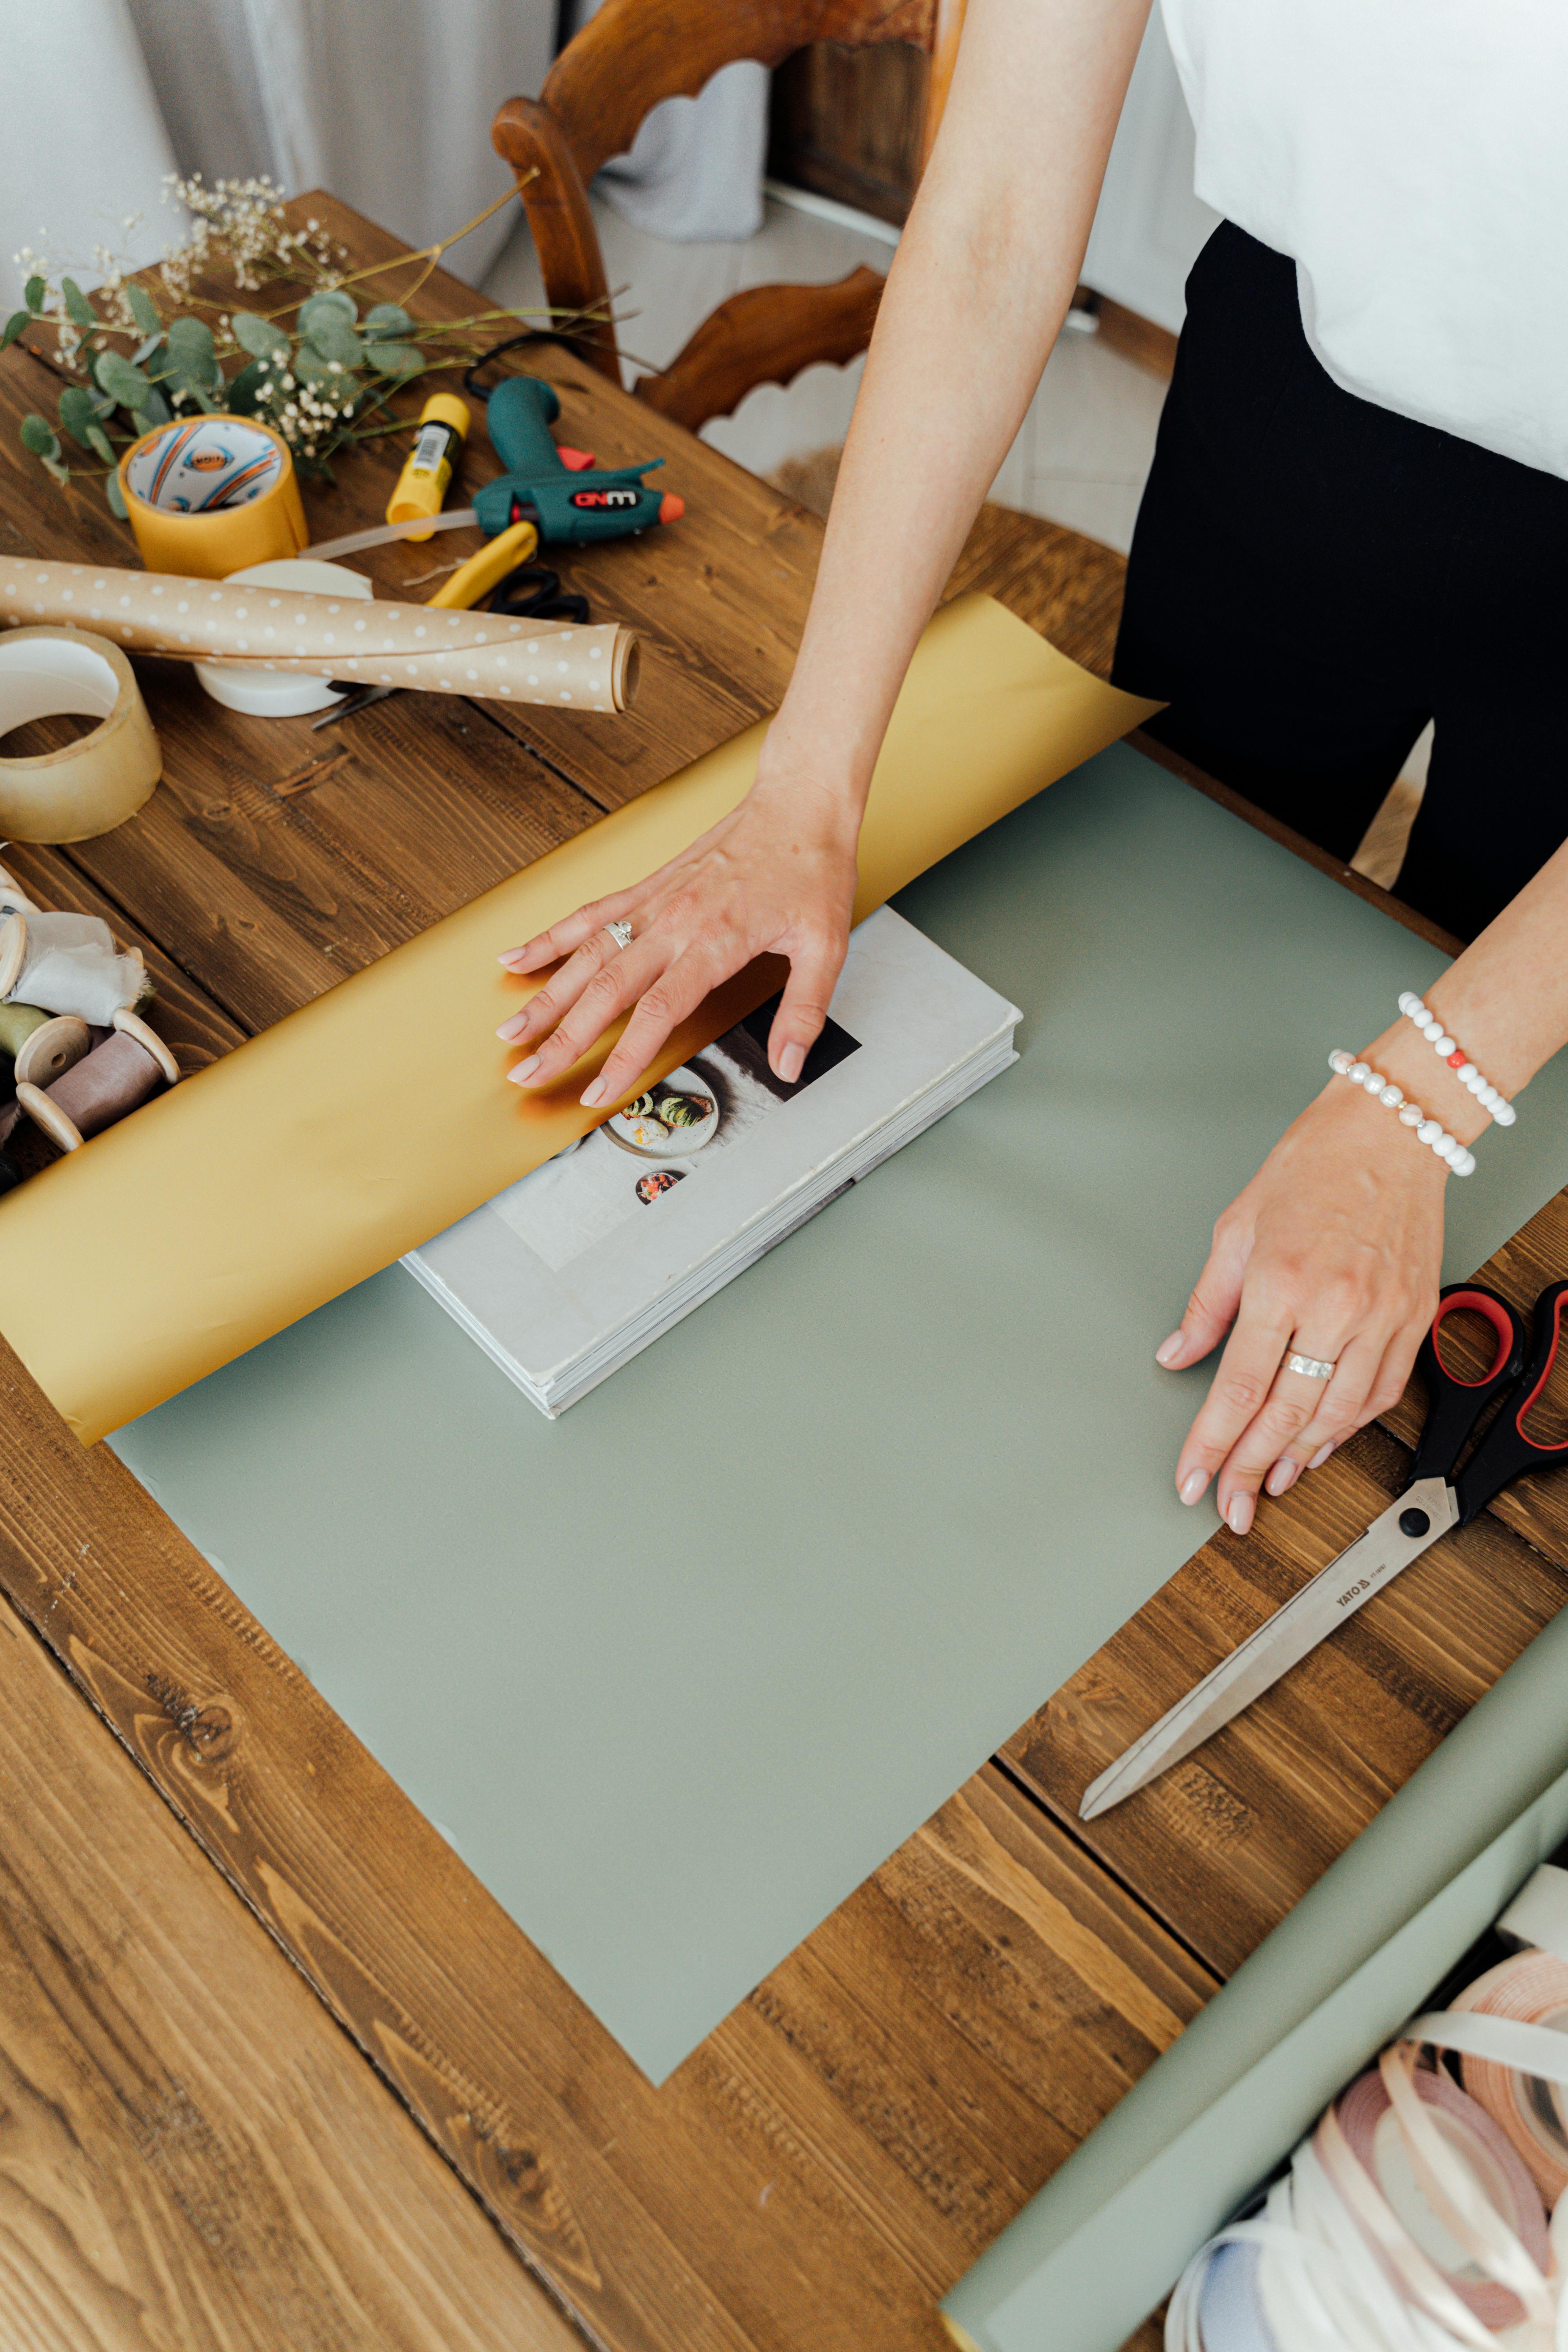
left=0, top=558, right=635, bottom=713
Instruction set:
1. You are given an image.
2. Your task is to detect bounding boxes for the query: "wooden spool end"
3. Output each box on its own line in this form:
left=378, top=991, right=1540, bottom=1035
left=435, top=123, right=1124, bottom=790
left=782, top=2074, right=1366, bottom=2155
left=13, top=1015, right=90, bottom=1089
left=113, top=1007, right=180, bottom=1087
left=15, top=1081, right=83, bottom=1153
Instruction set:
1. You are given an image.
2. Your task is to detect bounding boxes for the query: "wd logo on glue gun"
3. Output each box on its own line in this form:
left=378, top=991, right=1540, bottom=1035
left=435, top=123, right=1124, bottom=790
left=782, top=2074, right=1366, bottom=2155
left=473, top=376, right=685, bottom=549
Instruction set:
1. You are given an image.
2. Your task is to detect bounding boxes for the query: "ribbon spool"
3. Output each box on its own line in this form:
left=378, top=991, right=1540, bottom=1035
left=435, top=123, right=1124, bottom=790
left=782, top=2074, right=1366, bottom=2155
left=1449, top=1952, right=1568, bottom=2202
left=0, top=1004, right=93, bottom=1087
left=0, top=626, right=161, bottom=842
left=0, top=907, right=148, bottom=1024
left=119, top=416, right=307, bottom=580
left=1194, top=2239, right=1277, bottom=2349
left=16, top=1007, right=179, bottom=1153
left=1331, top=2062, right=1548, bottom=2330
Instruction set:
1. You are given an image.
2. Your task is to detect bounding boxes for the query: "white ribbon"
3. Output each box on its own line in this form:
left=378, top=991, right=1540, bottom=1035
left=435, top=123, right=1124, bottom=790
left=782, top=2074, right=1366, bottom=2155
left=3, top=910, right=145, bottom=1024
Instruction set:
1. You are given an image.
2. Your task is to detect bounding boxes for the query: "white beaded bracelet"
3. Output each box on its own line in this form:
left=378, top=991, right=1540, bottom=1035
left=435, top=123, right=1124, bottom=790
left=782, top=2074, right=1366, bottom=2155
left=1397, top=991, right=1516, bottom=1125
left=1327, top=1049, right=1476, bottom=1175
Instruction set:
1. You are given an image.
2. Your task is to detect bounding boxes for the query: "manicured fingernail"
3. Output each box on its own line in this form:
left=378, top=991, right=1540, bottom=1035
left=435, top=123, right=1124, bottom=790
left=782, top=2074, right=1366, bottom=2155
left=580, top=1077, right=609, bottom=1108
left=1179, top=1468, right=1209, bottom=1505
left=497, top=1013, right=530, bottom=1040
left=1227, top=1492, right=1254, bottom=1536
left=1156, top=1330, right=1187, bottom=1367
left=1307, top=1441, right=1334, bottom=1471
left=778, top=1041, right=806, bottom=1084
left=507, top=1054, right=541, bottom=1086
left=1265, top=1457, right=1299, bottom=1497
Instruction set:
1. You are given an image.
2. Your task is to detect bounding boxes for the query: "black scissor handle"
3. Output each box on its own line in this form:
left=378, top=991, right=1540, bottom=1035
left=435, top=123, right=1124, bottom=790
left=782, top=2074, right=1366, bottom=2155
left=1409, top=1282, right=1529, bottom=1495
left=1454, top=1278, right=1568, bottom=1524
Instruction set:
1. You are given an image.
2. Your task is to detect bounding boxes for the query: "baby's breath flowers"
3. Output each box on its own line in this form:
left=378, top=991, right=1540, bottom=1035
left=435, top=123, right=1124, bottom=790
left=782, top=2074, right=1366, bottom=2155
left=8, top=171, right=608, bottom=514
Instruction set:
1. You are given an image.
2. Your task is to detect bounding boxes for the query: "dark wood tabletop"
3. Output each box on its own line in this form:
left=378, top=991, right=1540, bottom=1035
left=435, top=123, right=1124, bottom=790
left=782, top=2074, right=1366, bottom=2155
left=1, top=195, right=1564, bottom=2352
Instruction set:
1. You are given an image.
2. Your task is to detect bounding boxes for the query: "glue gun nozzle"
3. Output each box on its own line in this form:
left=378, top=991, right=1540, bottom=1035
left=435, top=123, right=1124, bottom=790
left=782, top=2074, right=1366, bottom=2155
left=659, top=492, right=685, bottom=525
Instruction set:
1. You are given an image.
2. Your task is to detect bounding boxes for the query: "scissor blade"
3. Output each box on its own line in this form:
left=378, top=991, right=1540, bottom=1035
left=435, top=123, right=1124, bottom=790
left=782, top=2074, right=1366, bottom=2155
left=1079, top=1475, right=1457, bottom=1821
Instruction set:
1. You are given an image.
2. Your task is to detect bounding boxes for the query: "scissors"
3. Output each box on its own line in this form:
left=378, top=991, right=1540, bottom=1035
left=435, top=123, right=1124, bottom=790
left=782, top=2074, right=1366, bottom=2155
left=1080, top=1279, right=1568, bottom=1822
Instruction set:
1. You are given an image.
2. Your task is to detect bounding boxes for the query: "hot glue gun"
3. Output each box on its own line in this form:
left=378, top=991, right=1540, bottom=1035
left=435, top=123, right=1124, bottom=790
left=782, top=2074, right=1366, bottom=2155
left=474, top=376, right=684, bottom=547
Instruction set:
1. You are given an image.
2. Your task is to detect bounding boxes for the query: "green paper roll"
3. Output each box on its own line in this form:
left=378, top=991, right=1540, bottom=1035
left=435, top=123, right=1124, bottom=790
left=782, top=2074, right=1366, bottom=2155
left=941, top=1599, right=1568, bottom=2352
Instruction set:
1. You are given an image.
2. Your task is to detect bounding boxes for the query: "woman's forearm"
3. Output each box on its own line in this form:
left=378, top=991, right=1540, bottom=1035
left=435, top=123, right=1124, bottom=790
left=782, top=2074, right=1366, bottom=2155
left=753, top=0, right=1153, bottom=817
left=1354, top=836, right=1568, bottom=1144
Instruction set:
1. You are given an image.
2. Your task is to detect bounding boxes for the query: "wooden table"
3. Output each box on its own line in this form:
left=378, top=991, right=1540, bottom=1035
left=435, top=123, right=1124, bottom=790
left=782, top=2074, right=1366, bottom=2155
left=2, top=197, right=1566, bottom=2352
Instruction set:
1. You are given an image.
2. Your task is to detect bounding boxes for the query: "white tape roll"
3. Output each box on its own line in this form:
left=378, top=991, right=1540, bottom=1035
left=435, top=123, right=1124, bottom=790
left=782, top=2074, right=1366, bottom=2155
left=194, top=557, right=376, bottom=718
left=0, top=625, right=161, bottom=842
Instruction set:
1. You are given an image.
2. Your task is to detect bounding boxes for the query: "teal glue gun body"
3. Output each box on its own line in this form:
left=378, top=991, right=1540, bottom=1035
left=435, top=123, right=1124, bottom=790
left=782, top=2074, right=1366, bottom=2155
left=474, top=376, right=684, bottom=546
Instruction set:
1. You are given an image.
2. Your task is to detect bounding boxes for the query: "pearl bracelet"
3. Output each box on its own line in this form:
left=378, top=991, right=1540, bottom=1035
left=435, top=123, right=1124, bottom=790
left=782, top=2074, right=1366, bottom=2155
left=1397, top=991, right=1516, bottom=1125
left=1327, top=1049, right=1476, bottom=1175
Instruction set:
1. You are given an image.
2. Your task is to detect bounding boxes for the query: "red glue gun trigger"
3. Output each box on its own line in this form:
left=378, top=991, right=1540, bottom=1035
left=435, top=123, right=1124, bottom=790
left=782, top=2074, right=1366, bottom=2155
left=556, top=446, right=596, bottom=472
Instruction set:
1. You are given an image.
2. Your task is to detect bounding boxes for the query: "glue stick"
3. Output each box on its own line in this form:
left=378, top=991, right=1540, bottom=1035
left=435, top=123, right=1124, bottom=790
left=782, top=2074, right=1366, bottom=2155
left=386, top=394, right=470, bottom=540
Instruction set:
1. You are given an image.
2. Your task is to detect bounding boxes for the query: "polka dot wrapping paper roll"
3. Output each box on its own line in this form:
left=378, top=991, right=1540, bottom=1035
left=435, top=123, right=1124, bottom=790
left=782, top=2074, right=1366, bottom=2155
left=0, top=557, right=639, bottom=713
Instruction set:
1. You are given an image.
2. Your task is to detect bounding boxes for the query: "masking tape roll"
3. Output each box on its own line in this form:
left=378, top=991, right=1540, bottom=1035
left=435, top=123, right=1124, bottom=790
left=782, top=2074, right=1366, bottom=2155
left=118, top=416, right=308, bottom=579
left=0, top=626, right=162, bottom=842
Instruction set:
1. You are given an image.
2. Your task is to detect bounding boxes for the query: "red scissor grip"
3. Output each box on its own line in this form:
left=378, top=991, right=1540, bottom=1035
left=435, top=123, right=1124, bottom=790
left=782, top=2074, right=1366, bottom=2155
left=1512, top=1288, right=1568, bottom=1453
left=1431, top=1287, right=1519, bottom=1387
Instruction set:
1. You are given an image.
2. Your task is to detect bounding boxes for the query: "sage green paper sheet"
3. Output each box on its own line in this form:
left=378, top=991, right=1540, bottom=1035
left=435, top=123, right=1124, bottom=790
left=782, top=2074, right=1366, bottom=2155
left=109, top=744, right=1568, bottom=2082
left=941, top=1601, right=1568, bottom=2352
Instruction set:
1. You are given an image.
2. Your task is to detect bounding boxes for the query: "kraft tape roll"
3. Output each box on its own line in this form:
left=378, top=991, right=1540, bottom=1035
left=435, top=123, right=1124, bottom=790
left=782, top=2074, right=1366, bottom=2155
left=0, top=595, right=1157, bottom=1442
left=0, top=626, right=162, bottom=842
left=118, top=416, right=308, bottom=579
left=0, top=556, right=638, bottom=714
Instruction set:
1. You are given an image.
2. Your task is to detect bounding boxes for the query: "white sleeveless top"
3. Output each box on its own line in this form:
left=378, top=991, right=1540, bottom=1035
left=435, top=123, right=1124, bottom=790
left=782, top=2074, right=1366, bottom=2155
left=1160, top=0, right=1568, bottom=481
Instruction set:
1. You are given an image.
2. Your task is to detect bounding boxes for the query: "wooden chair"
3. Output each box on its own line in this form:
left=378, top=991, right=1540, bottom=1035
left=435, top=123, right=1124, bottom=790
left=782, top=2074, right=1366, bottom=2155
left=491, top=0, right=966, bottom=433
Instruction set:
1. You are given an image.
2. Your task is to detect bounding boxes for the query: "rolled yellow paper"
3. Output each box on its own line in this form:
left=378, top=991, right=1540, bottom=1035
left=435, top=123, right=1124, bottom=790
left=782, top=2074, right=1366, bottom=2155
left=0, top=594, right=1156, bottom=1442
left=0, top=555, right=637, bottom=713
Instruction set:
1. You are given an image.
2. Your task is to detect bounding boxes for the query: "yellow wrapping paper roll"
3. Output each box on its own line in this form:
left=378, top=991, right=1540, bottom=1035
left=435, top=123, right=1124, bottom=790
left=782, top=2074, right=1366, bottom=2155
left=0, top=556, right=637, bottom=713
left=0, top=595, right=1156, bottom=1443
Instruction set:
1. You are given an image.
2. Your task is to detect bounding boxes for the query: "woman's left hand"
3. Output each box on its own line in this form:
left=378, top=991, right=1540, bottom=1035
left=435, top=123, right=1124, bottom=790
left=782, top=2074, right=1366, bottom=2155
left=1156, top=1072, right=1453, bottom=1534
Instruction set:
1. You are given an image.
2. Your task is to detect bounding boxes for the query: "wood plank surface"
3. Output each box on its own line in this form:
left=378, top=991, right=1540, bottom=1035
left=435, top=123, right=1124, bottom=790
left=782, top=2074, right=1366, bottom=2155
left=0, top=1590, right=588, bottom=2352
left=1003, top=1411, right=1568, bottom=1974
left=0, top=1331, right=1214, bottom=2352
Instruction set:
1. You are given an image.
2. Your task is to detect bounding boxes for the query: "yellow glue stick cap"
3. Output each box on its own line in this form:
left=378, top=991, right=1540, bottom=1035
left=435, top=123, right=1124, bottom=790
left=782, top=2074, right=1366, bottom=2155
left=387, top=394, right=472, bottom=537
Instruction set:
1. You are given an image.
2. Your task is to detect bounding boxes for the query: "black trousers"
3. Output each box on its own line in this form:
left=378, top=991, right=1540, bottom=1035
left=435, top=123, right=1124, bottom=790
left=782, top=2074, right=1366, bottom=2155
left=1111, top=223, right=1568, bottom=943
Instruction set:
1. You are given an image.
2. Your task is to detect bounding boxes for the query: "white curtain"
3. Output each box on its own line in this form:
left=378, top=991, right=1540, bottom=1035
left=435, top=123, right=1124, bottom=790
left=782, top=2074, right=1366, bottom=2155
left=1, top=0, right=557, bottom=302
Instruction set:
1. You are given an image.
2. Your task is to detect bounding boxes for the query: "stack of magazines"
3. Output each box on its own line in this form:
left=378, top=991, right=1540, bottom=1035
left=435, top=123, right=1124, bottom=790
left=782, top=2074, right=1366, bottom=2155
left=405, top=907, right=1021, bottom=1416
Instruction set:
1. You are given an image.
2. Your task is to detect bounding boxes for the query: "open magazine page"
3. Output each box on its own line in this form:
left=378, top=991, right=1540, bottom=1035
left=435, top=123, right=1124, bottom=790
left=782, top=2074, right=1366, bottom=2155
left=405, top=907, right=1021, bottom=1412
left=492, top=1004, right=861, bottom=1273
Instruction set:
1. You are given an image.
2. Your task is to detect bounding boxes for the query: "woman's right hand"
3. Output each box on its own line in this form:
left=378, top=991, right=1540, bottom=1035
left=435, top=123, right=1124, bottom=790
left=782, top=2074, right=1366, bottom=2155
left=494, top=770, right=860, bottom=1107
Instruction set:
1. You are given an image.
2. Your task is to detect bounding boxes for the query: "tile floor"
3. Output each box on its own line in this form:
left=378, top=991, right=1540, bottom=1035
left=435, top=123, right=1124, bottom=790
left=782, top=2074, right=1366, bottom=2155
left=483, top=189, right=1169, bottom=554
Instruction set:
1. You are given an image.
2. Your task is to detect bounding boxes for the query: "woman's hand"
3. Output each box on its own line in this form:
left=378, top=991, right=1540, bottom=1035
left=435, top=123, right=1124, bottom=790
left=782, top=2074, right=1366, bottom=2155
left=494, top=774, right=860, bottom=1105
left=1157, top=1067, right=1455, bottom=1535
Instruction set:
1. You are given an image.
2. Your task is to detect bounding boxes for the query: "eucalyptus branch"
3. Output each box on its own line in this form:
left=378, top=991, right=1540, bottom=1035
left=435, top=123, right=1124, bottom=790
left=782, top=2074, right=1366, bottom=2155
left=8, top=173, right=615, bottom=517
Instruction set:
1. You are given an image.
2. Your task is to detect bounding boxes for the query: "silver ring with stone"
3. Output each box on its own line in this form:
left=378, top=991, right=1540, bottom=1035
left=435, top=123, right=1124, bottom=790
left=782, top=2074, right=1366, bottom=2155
left=603, top=919, right=633, bottom=952
left=1285, top=1351, right=1337, bottom=1381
